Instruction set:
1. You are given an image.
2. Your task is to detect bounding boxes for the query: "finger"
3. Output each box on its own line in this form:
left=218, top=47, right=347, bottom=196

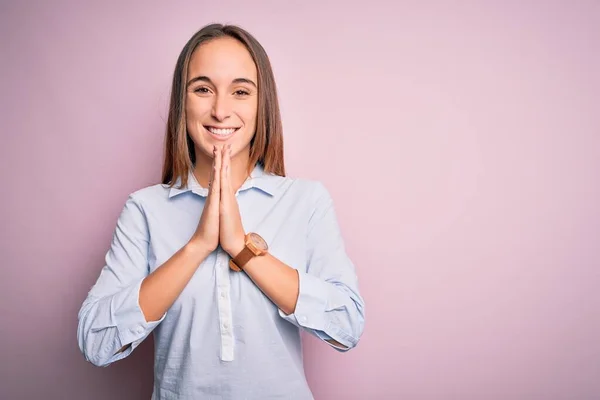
left=210, top=145, right=222, bottom=200
left=220, top=144, right=230, bottom=194
left=208, top=146, right=216, bottom=189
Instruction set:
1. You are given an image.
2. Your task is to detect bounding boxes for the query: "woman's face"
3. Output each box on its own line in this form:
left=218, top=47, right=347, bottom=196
left=185, top=36, right=258, bottom=161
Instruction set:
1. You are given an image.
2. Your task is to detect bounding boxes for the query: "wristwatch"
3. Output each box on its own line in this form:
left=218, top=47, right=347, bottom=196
left=229, top=232, right=269, bottom=272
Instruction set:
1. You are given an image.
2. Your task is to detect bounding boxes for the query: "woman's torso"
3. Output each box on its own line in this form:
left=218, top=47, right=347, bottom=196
left=141, top=167, right=318, bottom=399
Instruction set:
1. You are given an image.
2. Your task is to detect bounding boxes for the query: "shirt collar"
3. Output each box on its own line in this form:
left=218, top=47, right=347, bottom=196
left=167, top=163, right=280, bottom=198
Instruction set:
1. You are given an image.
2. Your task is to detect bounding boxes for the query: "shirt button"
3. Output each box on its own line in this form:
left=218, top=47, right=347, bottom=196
left=222, top=322, right=229, bottom=330
left=220, top=292, right=226, bottom=298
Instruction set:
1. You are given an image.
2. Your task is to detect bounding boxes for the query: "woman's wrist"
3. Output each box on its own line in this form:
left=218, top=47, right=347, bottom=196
left=183, top=240, right=214, bottom=263
left=224, top=236, right=246, bottom=259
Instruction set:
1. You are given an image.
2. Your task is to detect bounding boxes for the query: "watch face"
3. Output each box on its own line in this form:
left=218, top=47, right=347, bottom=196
left=248, top=232, right=268, bottom=252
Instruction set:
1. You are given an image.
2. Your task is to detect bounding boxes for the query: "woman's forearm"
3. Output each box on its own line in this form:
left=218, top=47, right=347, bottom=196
left=239, top=251, right=348, bottom=349
left=139, top=242, right=211, bottom=322
left=240, top=252, right=300, bottom=316
left=114, top=242, right=210, bottom=355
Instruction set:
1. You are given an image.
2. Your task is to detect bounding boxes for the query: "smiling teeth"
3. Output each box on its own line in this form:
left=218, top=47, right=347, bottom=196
left=208, top=127, right=237, bottom=136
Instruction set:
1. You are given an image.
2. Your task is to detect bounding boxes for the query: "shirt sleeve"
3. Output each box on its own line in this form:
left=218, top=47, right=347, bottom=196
left=279, top=181, right=366, bottom=351
left=77, top=195, right=165, bottom=367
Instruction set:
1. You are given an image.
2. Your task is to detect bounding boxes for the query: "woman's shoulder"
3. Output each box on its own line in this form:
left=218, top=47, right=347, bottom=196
left=120, top=181, right=175, bottom=208
left=276, top=175, right=333, bottom=206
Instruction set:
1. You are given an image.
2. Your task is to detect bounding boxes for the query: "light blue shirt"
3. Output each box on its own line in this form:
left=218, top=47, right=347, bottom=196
left=77, top=163, right=365, bottom=399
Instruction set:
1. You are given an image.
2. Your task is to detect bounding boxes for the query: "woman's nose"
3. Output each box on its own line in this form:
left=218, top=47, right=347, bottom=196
left=211, top=94, right=232, bottom=121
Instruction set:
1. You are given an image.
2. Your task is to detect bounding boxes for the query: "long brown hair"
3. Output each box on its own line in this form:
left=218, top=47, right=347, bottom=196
left=161, top=24, right=286, bottom=188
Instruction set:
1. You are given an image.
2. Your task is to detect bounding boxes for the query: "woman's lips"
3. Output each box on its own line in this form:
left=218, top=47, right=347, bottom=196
left=204, top=126, right=240, bottom=141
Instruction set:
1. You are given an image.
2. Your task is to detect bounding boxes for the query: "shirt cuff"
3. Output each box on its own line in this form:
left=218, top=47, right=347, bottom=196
left=278, top=271, right=356, bottom=349
left=279, top=270, right=327, bottom=328
left=113, top=278, right=166, bottom=348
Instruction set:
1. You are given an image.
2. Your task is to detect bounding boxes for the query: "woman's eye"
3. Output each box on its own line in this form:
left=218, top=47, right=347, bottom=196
left=234, top=90, right=250, bottom=96
left=194, top=87, right=210, bottom=94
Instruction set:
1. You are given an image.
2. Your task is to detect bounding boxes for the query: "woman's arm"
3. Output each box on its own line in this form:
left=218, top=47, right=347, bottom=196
left=238, top=252, right=349, bottom=349
left=81, top=151, right=223, bottom=363
left=139, top=242, right=210, bottom=322
left=113, top=242, right=211, bottom=354
left=226, top=181, right=365, bottom=351
left=77, top=196, right=213, bottom=366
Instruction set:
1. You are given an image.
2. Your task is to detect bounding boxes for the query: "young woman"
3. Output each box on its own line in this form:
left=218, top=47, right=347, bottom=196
left=77, top=23, right=365, bottom=399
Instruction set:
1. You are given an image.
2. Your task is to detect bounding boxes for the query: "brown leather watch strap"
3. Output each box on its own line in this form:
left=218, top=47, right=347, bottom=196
left=230, top=247, right=255, bottom=271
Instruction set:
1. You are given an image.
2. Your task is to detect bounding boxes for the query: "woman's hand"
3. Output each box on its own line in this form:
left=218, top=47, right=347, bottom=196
left=188, top=145, right=221, bottom=254
left=219, top=144, right=246, bottom=258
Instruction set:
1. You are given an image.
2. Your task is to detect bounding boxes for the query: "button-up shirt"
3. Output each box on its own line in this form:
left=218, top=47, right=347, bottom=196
left=77, top=163, right=365, bottom=399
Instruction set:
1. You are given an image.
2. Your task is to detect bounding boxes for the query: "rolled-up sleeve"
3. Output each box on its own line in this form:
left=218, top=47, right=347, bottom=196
left=279, top=182, right=365, bottom=351
left=77, top=195, right=165, bottom=367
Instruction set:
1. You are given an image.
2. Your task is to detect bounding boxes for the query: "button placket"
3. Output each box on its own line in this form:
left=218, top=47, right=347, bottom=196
left=215, top=248, right=235, bottom=361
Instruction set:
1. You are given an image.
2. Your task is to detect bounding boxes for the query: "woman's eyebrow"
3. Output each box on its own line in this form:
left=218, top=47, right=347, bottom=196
left=187, top=76, right=257, bottom=88
left=231, top=78, right=257, bottom=88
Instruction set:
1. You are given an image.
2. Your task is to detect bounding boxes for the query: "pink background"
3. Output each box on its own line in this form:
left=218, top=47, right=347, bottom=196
left=1, top=1, right=599, bottom=399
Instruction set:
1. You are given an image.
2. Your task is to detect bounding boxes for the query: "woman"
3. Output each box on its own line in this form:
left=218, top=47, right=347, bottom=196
left=77, top=23, right=365, bottom=399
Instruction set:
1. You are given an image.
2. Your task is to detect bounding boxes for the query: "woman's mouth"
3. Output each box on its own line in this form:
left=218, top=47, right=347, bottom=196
left=204, top=126, right=240, bottom=141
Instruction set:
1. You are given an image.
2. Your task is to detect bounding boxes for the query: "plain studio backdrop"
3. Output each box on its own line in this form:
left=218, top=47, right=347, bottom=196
left=1, top=1, right=599, bottom=399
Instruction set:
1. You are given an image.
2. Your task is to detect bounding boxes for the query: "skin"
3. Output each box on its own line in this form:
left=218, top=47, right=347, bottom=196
left=118, top=37, right=345, bottom=354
